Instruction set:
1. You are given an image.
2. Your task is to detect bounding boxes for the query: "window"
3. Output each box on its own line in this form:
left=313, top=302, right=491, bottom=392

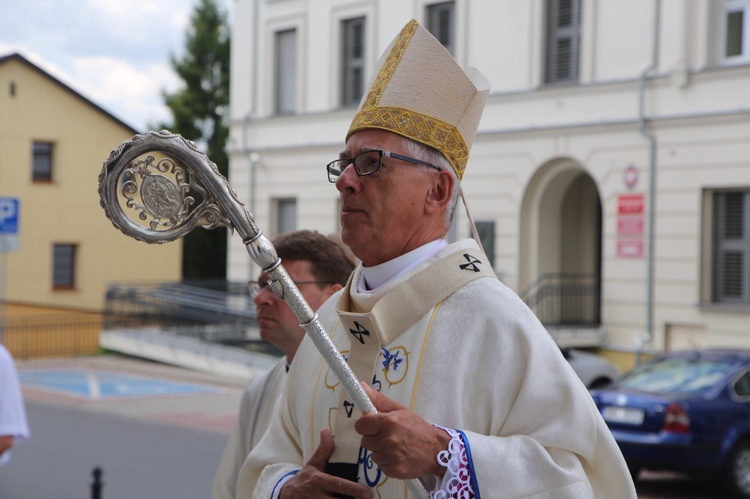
left=426, top=2, right=455, bottom=55
left=734, top=370, right=750, bottom=398
left=474, top=221, right=496, bottom=268
left=341, top=17, right=365, bottom=106
left=722, top=0, right=750, bottom=63
left=53, top=243, right=76, bottom=289
left=545, top=0, right=582, bottom=84
left=32, top=141, right=54, bottom=181
left=275, top=198, right=297, bottom=234
left=275, top=29, right=297, bottom=114
left=713, top=191, right=750, bottom=303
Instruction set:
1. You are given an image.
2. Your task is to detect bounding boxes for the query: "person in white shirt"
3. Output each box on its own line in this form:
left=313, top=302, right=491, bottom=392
left=0, top=343, right=30, bottom=468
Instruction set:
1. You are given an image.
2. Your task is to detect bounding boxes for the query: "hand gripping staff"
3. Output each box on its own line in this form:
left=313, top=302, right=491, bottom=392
left=97, top=130, right=430, bottom=498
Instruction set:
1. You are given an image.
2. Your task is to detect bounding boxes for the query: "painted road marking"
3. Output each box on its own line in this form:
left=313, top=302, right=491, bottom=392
left=19, top=370, right=221, bottom=399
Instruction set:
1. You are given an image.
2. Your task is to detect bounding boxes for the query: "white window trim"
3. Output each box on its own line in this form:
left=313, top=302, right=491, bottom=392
left=273, top=197, right=298, bottom=235
left=719, top=0, right=750, bottom=65
left=262, top=16, right=305, bottom=117
left=274, top=28, right=298, bottom=115
left=329, top=4, right=376, bottom=110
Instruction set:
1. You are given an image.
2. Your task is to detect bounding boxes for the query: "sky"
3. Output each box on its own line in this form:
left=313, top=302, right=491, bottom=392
left=0, top=0, right=232, bottom=132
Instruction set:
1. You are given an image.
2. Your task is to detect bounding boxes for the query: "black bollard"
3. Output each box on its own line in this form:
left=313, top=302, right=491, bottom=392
left=91, top=467, right=104, bottom=499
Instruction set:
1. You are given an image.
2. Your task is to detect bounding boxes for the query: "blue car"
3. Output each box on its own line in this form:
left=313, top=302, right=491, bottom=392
left=590, top=349, right=750, bottom=498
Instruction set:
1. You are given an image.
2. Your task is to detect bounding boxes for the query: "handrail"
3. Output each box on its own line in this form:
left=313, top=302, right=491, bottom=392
left=519, top=272, right=598, bottom=301
left=521, top=273, right=600, bottom=327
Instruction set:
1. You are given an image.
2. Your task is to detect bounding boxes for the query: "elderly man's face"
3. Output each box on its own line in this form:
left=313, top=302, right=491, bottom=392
left=336, top=129, right=449, bottom=266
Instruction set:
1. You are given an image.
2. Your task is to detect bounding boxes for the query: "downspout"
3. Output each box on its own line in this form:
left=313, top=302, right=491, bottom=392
left=240, top=0, right=261, bottom=279
left=244, top=0, right=261, bottom=217
left=636, top=0, right=661, bottom=364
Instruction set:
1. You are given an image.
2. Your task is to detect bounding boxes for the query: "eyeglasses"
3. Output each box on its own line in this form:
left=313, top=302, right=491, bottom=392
left=326, top=149, right=441, bottom=183
left=248, top=280, right=334, bottom=299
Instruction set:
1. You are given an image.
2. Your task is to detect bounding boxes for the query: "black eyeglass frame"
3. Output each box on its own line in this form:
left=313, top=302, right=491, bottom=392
left=326, top=149, right=441, bottom=183
left=248, top=280, right=335, bottom=298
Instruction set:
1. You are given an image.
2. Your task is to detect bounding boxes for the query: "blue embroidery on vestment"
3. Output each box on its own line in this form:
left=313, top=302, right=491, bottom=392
left=381, top=347, right=403, bottom=372
left=358, top=446, right=382, bottom=487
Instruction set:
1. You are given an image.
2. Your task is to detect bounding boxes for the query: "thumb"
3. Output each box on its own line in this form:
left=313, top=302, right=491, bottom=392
left=306, top=428, right=335, bottom=471
left=361, top=381, right=407, bottom=413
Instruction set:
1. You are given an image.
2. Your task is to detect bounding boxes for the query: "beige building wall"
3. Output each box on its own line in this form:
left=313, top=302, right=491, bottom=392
left=227, top=0, right=750, bottom=364
left=0, top=54, right=182, bottom=312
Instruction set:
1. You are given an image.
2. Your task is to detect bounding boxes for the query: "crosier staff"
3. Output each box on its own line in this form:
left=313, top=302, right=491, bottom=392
left=97, top=130, right=429, bottom=499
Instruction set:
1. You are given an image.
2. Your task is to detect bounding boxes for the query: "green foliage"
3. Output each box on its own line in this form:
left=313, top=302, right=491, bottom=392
left=160, top=0, right=231, bottom=279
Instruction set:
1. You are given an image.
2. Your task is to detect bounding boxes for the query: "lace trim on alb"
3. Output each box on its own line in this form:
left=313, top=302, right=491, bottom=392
left=430, top=426, right=475, bottom=499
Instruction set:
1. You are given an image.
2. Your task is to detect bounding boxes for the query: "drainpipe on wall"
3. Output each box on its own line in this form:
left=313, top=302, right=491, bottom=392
left=241, top=115, right=259, bottom=217
left=248, top=0, right=261, bottom=217
left=636, top=0, right=661, bottom=364
left=236, top=0, right=262, bottom=280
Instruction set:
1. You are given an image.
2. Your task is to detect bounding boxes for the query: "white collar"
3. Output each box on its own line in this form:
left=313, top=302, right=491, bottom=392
left=358, top=239, right=448, bottom=292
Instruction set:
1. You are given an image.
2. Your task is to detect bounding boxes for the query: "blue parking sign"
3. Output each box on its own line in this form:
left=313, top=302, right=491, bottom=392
left=0, top=197, right=19, bottom=252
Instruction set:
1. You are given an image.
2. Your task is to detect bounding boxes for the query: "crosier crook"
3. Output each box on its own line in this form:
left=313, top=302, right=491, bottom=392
left=97, top=130, right=429, bottom=499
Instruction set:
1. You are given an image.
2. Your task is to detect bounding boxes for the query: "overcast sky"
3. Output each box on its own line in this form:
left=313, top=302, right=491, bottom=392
left=0, top=0, right=233, bottom=132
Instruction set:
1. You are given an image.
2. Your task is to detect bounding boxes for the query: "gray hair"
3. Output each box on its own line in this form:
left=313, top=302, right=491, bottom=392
left=401, top=138, right=461, bottom=229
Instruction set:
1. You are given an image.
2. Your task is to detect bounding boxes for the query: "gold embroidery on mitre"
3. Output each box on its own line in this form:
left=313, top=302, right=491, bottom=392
left=347, top=19, right=469, bottom=179
left=349, top=106, right=468, bottom=179
left=360, top=19, right=418, bottom=110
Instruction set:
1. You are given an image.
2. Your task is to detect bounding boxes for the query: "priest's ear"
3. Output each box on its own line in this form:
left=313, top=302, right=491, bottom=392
left=425, top=169, right=455, bottom=216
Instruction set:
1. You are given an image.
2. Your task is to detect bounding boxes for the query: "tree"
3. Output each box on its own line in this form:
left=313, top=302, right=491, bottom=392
left=161, top=0, right=231, bottom=280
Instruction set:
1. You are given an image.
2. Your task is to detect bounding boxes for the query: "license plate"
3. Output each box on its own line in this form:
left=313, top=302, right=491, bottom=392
left=602, top=406, right=645, bottom=425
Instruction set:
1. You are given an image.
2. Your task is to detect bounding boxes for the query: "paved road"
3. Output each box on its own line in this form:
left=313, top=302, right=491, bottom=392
left=1, top=354, right=245, bottom=499
left=0, top=399, right=230, bottom=499
left=0, top=354, right=727, bottom=498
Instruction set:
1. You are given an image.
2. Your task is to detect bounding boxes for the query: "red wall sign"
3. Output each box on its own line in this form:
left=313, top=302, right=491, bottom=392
left=618, top=216, right=644, bottom=235
left=618, top=194, right=645, bottom=214
left=617, top=239, right=644, bottom=258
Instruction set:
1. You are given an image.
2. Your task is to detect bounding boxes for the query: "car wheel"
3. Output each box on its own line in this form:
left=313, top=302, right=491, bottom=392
left=588, top=377, right=612, bottom=389
left=725, top=440, right=750, bottom=498
left=628, top=466, right=640, bottom=483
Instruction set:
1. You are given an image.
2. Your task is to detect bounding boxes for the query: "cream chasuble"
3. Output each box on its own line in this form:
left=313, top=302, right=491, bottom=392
left=239, top=239, right=636, bottom=499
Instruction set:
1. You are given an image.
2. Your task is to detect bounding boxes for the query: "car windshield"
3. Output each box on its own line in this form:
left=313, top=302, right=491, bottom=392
left=618, top=358, right=734, bottom=394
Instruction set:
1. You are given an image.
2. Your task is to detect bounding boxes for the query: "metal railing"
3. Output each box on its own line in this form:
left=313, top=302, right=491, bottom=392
left=519, top=273, right=600, bottom=327
left=103, top=281, right=257, bottom=345
left=2, top=281, right=261, bottom=360
left=2, top=313, right=103, bottom=359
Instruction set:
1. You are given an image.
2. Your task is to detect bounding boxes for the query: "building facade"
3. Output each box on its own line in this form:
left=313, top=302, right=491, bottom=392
left=227, top=0, right=750, bottom=367
left=0, top=53, right=182, bottom=313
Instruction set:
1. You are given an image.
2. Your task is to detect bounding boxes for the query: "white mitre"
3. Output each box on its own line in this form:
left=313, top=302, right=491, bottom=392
left=347, top=19, right=490, bottom=180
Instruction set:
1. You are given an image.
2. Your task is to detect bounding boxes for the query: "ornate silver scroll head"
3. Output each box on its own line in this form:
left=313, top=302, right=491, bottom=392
left=98, top=130, right=256, bottom=244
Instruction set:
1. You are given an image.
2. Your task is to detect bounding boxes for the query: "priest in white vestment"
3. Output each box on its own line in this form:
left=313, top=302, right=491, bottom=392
left=236, top=19, right=636, bottom=499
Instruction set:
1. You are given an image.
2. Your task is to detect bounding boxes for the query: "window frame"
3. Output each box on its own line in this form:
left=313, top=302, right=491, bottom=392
left=544, top=0, right=582, bottom=85
left=274, top=28, right=298, bottom=115
left=712, top=190, right=750, bottom=304
left=32, top=141, right=54, bottom=182
left=426, top=1, right=456, bottom=56
left=720, top=0, right=750, bottom=64
left=474, top=221, right=496, bottom=268
left=52, top=243, right=77, bottom=290
left=340, top=16, right=366, bottom=107
left=274, top=198, right=298, bottom=235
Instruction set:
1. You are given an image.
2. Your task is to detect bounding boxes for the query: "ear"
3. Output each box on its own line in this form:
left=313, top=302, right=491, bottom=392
left=326, top=282, right=344, bottom=297
left=425, top=170, right=455, bottom=216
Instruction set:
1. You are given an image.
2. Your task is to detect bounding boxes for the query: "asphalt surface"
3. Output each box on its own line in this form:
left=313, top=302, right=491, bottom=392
left=0, top=353, right=727, bottom=498
left=1, top=354, right=245, bottom=499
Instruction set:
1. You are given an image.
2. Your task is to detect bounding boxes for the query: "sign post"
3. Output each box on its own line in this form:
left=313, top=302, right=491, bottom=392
left=0, top=197, right=20, bottom=341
